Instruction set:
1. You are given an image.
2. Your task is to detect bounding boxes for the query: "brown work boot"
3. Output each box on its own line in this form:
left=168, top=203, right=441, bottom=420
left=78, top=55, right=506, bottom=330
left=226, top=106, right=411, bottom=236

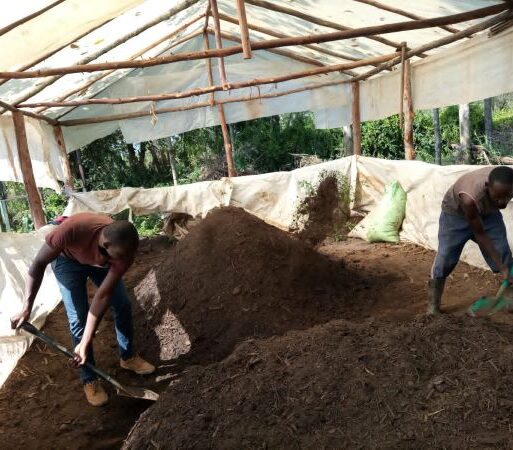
left=120, top=355, right=155, bottom=375
left=83, top=380, right=108, bottom=407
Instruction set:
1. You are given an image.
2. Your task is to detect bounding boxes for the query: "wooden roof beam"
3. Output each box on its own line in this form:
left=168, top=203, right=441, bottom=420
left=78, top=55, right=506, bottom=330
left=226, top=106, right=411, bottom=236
left=244, top=0, right=428, bottom=57
left=21, top=52, right=397, bottom=109
left=351, top=8, right=512, bottom=83
left=34, top=15, right=205, bottom=114
left=0, top=0, right=66, bottom=37
left=352, top=0, right=461, bottom=34
left=218, top=12, right=392, bottom=70
left=0, top=0, right=202, bottom=115
left=4, top=3, right=506, bottom=81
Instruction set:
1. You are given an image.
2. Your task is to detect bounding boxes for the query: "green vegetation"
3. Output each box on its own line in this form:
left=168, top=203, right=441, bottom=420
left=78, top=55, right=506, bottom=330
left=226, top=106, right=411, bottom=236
left=2, top=94, right=513, bottom=234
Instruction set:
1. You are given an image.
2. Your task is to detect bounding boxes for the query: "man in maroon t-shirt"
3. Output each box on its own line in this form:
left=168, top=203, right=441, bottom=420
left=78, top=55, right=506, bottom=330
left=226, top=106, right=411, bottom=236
left=11, top=212, right=155, bottom=406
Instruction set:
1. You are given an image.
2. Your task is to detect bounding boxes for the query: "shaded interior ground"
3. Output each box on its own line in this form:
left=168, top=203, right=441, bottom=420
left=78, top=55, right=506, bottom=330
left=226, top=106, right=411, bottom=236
left=0, top=235, right=508, bottom=449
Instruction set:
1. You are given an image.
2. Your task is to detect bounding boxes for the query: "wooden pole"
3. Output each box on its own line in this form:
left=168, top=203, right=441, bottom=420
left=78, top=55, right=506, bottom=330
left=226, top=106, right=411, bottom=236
left=245, top=0, right=417, bottom=55
left=52, top=125, right=74, bottom=187
left=12, top=111, right=46, bottom=229
left=203, top=24, right=235, bottom=176
left=217, top=104, right=236, bottom=177
left=57, top=79, right=357, bottom=126
left=0, top=0, right=65, bottom=37
left=1, top=3, right=505, bottom=81
left=235, top=0, right=252, bottom=59
left=433, top=108, right=442, bottom=165
left=217, top=12, right=393, bottom=70
left=211, top=29, right=353, bottom=72
left=351, top=9, right=510, bottom=83
left=352, top=81, right=361, bottom=156
left=36, top=15, right=205, bottom=114
left=20, top=52, right=396, bottom=109
left=209, top=0, right=229, bottom=88
left=0, top=100, right=56, bottom=125
left=399, top=42, right=406, bottom=130
left=0, top=0, right=202, bottom=114
left=352, top=0, right=461, bottom=34
left=403, top=60, right=415, bottom=160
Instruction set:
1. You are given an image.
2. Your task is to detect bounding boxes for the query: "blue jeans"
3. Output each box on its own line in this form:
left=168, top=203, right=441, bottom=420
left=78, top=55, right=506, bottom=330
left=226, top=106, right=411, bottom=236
left=432, top=211, right=512, bottom=279
left=51, top=255, right=134, bottom=383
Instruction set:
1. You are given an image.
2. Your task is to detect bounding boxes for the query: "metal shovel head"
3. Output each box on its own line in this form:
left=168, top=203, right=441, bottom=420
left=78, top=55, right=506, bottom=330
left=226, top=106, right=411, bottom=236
left=116, top=385, right=159, bottom=401
left=468, top=296, right=510, bottom=317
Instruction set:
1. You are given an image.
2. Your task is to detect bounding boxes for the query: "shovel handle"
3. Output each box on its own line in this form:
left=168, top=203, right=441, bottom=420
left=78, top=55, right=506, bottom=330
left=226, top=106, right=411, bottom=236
left=20, top=322, right=125, bottom=391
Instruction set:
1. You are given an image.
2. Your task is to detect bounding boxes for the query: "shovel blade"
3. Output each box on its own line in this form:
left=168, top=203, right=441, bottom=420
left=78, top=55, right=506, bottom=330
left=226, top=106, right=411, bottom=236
left=117, top=386, right=159, bottom=401
left=468, top=296, right=510, bottom=317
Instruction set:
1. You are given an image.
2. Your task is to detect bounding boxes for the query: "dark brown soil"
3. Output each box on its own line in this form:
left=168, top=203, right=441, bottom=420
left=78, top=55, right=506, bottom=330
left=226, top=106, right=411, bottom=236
left=297, top=176, right=347, bottom=246
left=125, top=314, right=513, bottom=449
left=133, top=206, right=362, bottom=366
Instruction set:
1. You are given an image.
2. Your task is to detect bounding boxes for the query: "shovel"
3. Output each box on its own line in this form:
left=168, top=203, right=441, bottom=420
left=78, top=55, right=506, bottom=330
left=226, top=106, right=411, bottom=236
left=468, top=266, right=513, bottom=317
left=21, top=322, right=159, bottom=402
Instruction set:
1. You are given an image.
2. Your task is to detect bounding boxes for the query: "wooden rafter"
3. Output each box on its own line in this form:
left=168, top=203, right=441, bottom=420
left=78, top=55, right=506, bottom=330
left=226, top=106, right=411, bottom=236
left=53, top=28, right=205, bottom=121
left=0, top=99, right=56, bottom=124
left=35, top=15, right=206, bottom=114
left=209, top=29, right=358, bottom=76
left=0, top=0, right=66, bottom=37
left=244, top=0, right=426, bottom=56
left=209, top=0, right=229, bottom=87
left=58, top=78, right=348, bottom=126
left=218, top=12, right=391, bottom=71
left=0, top=14, right=121, bottom=90
left=352, top=0, right=461, bottom=34
left=351, top=8, right=512, bottom=83
left=1, top=3, right=505, bottom=81
left=19, top=52, right=396, bottom=109
left=0, top=0, right=202, bottom=115
left=235, top=0, right=252, bottom=59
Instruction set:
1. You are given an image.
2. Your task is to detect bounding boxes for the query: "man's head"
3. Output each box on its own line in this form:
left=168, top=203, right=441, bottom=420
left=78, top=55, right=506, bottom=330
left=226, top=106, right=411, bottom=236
left=99, top=220, right=139, bottom=260
left=486, top=166, right=513, bottom=209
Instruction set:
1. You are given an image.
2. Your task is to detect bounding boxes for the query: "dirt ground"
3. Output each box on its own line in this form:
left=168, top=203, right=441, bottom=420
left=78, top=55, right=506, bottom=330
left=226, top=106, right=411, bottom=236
left=0, top=230, right=508, bottom=449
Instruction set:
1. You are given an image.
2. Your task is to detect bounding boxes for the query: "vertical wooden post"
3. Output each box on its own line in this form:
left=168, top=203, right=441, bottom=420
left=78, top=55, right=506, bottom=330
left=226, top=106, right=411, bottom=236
left=209, top=0, right=229, bottom=87
left=458, top=103, right=471, bottom=164
left=399, top=42, right=406, bottom=130
left=235, top=0, right=252, bottom=59
left=12, top=111, right=46, bottom=229
left=433, top=108, right=442, bottom=165
left=403, top=60, right=415, bottom=160
left=484, top=97, right=493, bottom=145
left=52, top=125, right=74, bottom=187
left=217, top=104, right=236, bottom=177
left=351, top=81, right=361, bottom=156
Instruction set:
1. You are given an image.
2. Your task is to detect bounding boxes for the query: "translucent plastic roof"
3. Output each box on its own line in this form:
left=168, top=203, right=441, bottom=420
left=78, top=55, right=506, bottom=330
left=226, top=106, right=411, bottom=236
left=0, top=0, right=507, bottom=137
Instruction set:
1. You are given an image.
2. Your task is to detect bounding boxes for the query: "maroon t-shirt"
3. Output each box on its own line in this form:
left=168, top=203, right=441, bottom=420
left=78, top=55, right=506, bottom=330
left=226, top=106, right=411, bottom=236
left=45, top=212, right=130, bottom=276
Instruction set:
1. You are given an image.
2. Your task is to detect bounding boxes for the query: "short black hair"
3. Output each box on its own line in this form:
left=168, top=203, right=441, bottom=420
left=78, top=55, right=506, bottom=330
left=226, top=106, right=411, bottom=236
left=489, top=166, right=513, bottom=186
left=103, top=220, right=139, bottom=252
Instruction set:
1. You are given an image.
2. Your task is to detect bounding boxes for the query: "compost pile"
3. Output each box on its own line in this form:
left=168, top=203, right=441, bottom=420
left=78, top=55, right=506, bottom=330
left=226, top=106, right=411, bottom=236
left=132, top=206, right=362, bottom=365
left=125, top=315, right=513, bottom=449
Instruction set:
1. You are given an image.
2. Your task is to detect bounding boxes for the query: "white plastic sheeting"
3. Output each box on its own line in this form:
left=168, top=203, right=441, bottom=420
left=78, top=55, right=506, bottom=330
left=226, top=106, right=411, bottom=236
left=64, top=156, right=509, bottom=274
left=0, top=1, right=508, bottom=158
left=0, top=225, right=60, bottom=389
left=0, top=116, right=64, bottom=190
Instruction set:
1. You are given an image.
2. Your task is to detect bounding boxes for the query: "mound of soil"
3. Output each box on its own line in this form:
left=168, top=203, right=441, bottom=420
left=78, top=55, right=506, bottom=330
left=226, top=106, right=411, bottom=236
left=297, top=176, right=349, bottom=246
left=125, top=314, right=513, bottom=449
left=132, top=206, right=361, bottom=365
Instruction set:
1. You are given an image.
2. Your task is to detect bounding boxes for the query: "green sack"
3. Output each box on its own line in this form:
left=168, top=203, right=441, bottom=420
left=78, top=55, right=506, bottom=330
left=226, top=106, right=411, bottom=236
left=366, top=181, right=407, bottom=243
